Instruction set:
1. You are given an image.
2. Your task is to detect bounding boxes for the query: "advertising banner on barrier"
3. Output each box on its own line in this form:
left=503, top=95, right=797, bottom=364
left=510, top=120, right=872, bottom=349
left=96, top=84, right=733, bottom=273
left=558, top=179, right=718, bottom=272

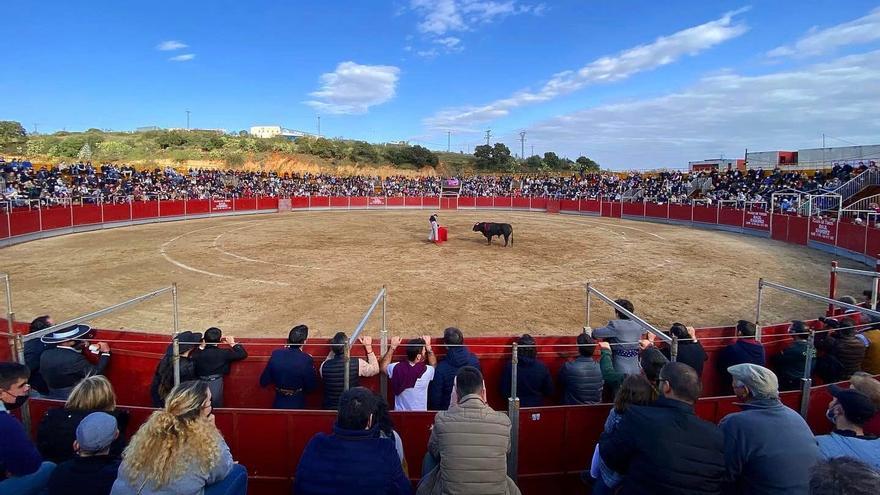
left=744, top=211, right=770, bottom=230
left=368, top=196, right=386, bottom=207
left=809, top=217, right=837, bottom=244
left=211, top=199, right=233, bottom=212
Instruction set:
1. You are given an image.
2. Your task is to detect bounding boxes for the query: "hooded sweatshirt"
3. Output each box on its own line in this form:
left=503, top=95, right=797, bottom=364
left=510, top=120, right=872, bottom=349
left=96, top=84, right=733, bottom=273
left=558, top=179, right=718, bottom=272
left=428, top=346, right=481, bottom=410
left=499, top=355, right=553, bottom=407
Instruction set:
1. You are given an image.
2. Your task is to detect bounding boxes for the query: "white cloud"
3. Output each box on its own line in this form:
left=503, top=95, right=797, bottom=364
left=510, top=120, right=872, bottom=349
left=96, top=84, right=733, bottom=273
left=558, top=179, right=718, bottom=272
left=424, top=8, right=749, bottom=130
left=768, top=7, right=880, bottom=58
left=305, top=62, right=400, bottom=114
left=524, top=50, right=880, bottom=169
left=156, top=40, right=188, bottom=51
left=168, top=54, right=195, bottom=62
left=409, top=0, right=543, bottom=54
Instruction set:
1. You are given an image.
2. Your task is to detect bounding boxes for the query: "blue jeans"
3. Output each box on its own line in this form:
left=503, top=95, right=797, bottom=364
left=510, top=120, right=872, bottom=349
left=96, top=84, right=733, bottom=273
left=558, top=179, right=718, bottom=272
left=0, top=461, right=55, bottom=495
left=205, top=464, right=247, bottom=495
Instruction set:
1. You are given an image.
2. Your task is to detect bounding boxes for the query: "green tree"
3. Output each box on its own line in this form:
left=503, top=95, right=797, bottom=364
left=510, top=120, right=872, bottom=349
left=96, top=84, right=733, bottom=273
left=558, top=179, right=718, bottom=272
left=524, top=154, right=543, bottom=170
left=349, top=141, right=380, bottom=162
left=96, top=140, right=133, bottom=161
left=311, top=137, right=342, bottom=159
left=0, top=121, right=27, bottom=148
left=576, top=155, right=600, bottom=172
left=473, top=142, right=512, bottom=170
left=542, top=151, right=562, bottom=169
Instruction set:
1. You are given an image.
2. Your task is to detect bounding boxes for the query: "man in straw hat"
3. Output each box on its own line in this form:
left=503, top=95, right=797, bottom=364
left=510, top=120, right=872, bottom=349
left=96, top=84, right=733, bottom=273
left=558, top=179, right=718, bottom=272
left=719, top=363, right=819, bottom=494
left=39, top=325, right=110, bottom=400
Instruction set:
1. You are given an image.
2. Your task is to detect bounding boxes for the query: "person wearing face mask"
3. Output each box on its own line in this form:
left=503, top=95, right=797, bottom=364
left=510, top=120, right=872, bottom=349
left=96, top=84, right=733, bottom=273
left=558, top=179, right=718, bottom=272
left=39, top=325, right=111, bottom=400
left=719, top=363, right=819, bottom=494
left=0, top=361, right=56, bottom=495
left=816, top=385, right=880, bottom=469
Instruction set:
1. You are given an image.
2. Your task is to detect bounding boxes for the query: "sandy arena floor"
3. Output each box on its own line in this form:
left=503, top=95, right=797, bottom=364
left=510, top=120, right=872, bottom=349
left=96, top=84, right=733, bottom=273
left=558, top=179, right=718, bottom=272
left=0, top=210, right=867, bottom=338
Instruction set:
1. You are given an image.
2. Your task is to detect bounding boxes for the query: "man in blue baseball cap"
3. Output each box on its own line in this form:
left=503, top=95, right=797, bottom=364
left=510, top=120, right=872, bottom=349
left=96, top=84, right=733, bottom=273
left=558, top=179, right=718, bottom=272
left=46, top=412, right=121, bottom=495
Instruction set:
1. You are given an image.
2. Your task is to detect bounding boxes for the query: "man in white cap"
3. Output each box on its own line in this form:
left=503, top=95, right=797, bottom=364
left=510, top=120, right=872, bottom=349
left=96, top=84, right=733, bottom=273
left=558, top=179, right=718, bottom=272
left=46, top=412, right=121, bottom=495
left=719, top=363, right=819, bottom=494
left=39, top=325, right=111, bottom=400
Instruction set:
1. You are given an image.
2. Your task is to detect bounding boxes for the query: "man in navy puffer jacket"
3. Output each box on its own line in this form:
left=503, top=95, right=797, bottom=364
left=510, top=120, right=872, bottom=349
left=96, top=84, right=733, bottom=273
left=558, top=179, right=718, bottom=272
left=428, top=327, right=480, bottom=410
left=293, top=387, right=412, bottom=495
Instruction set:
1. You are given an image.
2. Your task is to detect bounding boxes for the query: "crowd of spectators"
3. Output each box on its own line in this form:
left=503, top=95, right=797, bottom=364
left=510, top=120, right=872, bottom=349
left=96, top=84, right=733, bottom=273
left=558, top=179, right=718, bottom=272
left=3, top=300, right=880, bottom=494
left=2, top=156, right=874, bottom=209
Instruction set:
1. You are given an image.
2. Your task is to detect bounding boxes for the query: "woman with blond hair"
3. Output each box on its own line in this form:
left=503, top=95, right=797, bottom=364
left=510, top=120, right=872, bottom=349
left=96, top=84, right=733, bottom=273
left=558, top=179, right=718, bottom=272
left=37, top=375, right=129, bottom=463
left=111, top=380, right=247, bottom=495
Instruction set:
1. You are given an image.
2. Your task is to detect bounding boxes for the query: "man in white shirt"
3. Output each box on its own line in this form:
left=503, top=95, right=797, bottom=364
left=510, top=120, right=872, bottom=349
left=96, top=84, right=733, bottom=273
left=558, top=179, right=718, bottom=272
left=380, top=335, right=437, bottom=411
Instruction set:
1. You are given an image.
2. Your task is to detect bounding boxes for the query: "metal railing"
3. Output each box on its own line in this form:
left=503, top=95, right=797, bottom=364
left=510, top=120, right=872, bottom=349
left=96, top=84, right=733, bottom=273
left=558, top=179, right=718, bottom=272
left=841, top=193, right=880, bottom=218
left=832, top=167, right=880, bottom=202
left=829, top=261, right=880, bottom=310
left=584, top=283, right=676, bottom=361
left=344, top=286, right=388, bottom=394
left=755, top=279, right=880, bottom=417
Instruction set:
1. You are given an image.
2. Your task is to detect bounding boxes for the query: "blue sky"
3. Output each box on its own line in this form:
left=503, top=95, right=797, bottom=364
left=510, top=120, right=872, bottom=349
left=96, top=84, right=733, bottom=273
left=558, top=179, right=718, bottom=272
left=4, top=1, right=880, bottom=169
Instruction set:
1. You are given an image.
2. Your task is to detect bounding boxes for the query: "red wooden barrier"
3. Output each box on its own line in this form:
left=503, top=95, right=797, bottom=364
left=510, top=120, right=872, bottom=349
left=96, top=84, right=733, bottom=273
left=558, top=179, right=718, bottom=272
left=257, top=197, right=279, bottom=210
left=310, top=196, right=330, bottom=208
left=290, top=197, right=309, bottom=209
left=72, top=204, right=102, bottom=226
left=102, top=203, right=131, bottom=223
left=837, top=221, right=867, bottom=254
left=159, top=200, right=186, bottom=217
left=405, top=197, right=423, bottom=207
left=692, top=205, right=718, bottom=224
left=367, top=197, right=387, bottom=208
left=786, top=216, right=809, bottom=245
left=667, top=204, right=689, bottom=222
left=186, top=199, right=211, bottom=214
left=131, top=201, right=159, bottom=219
left=622, top=202, right=645, bottom=217
left=41, top=206, right=73, bottom=230
left=423, top=197, right=440, bottom=208
left=494, top=196, right=513, bottom=208
left=809, top=217, right=837, bottom=245
left=559, top=199, right=579, bottom=211
left=743, top=211, right=770, bottom=233
left=329, top=197, right=348, bottom=208
left=234, top=198, right=257, bottom=211
left=9, top=209, right=40, bottom=236
left=718, top=207, right=744, bottom=228
left=0, top=211, right=8, bottom=239
left=531, top=198, right=547, bottom=210
left=210, top=199, right=234, bottom=213
left=512, top=197, right=530, bottom=209
left=458, top=196, right=475, bottom=208
left=580, top=199, right=600, bottom=213
left=348, top=196, right=368, bottom=208
left=386, top=197, right=405, bottom=207
left=645, top=202, right=667, bottom=219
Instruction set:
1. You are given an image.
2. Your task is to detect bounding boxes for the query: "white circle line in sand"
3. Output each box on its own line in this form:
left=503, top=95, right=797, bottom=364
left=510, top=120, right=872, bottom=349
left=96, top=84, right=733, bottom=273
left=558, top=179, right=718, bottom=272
left=160, top=223, right=290, bottom=286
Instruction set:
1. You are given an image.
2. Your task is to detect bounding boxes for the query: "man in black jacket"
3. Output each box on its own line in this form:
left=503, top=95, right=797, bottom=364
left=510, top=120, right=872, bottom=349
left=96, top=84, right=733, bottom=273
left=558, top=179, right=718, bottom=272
left=558, top=333, right=603, bottom=404
left=773, top=320, right=815, bottom=391
left=192, top=327, right=247, bottom=408
left=259, top=325, right=318, bottom=410
left=23, top=315, right=53, bottom=395
left=660, top=323, right=707, bottom=377
left=428, top=327, right=480, bottom=411
left=46, top=412, right=121, bottom=495
left=39, top=325, right=110, bottom=400
left=318, top=331, right=378, bottom=410
left=599, top=362, right=726, bottom=494
left=149, top=331, right=203, bottom=407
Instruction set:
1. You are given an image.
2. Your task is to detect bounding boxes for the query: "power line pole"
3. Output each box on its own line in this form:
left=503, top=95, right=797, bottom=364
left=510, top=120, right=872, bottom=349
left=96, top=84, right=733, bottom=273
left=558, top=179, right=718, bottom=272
left=32, top=123, right=40, bottom=135
left=185, top=110, right=191, bottom=130
left=317, top=116, right=321, bottom=137
left=447, top=131, right=451, bottom=152
left=531, top=144, right=535, bottom=156
left=485, top=129, right=491, bottom=146
left=519, top=131, right=526, bottom=159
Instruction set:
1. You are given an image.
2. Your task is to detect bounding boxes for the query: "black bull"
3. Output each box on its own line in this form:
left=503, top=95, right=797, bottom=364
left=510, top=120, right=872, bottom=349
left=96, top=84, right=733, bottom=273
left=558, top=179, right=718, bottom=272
left=473, top=222, right=513, bottom=246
